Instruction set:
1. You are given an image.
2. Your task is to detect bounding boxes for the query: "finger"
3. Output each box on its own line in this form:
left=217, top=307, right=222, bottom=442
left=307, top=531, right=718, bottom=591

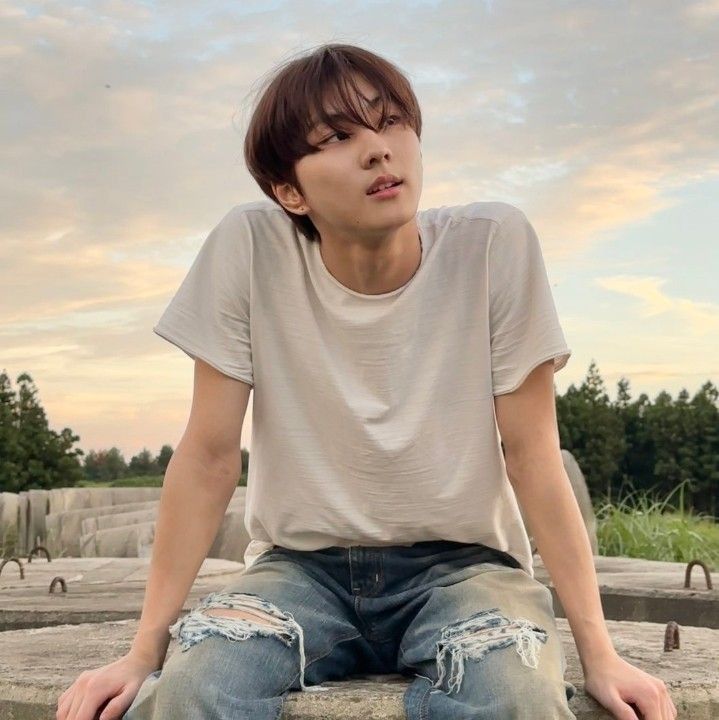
left=664, top=693, right=677, bottom=720
left=66, top=673, right=95, bottom=720
left=611, top=697, right=640, bottom=720
left=67, top=683, right=102, bottom=720
left=631, top=691, right=663, bottom=720
left=57, top=682, right=78, bottom=714
left=98, top=687, right=135, bottom=720
left=57, top=686, right=72, bottom=706
left=56, top=686, right=74, bottom=720
left=66, top=686, right=85, bottom=720
left=660, top=694, right=669, bottom=720
left=654, top=684, right=671, bottom=720
left=73, top=689, right=108, bottom=720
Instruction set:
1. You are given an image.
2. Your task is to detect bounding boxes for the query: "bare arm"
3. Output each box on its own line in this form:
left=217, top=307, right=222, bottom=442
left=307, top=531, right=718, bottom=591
left=494, top=360, right=676, bottom=718
left=493, top=359, right=614, bottom=666
left=129, top=358, right=252, bottom=668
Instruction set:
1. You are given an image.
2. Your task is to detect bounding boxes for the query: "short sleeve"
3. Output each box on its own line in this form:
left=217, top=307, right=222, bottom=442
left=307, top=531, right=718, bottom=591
left=153, top=206, right=253, bottom=385
left=488, top=207, right=571, bottom=396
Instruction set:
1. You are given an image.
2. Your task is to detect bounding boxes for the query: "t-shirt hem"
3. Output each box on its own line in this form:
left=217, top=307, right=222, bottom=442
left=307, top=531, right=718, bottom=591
left=152, top=324, right=254, bottom=386
left=492, top=347, right=571, bottom=396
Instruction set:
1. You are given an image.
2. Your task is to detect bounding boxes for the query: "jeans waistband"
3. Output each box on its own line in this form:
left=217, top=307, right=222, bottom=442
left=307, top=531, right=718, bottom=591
left=271, top=540, right=521, bottom=568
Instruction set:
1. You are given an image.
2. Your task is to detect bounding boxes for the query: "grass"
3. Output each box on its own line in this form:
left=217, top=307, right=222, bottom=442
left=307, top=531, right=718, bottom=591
left=1, top=525, right=18, bottom=559
left=76, top=473, right=248, bottom=488
left=594, top=479, right=719, bottom=569
left=77, top=474, right=165, bottom=488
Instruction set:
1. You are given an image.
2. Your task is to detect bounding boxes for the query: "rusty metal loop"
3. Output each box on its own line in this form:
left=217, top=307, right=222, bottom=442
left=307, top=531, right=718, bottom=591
left=49, top=576, right=67, bottom=594
left=683, top=559, right=713, bottom=590
left=27, top=545, right=52, bottom=563
left=0, top=557, right=25, bottom=579
left=663, top=621, right=680, bottom=651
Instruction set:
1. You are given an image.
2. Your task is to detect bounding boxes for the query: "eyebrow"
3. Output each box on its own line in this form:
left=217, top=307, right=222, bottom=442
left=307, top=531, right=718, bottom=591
left=310, top=95, right=383, bottom=132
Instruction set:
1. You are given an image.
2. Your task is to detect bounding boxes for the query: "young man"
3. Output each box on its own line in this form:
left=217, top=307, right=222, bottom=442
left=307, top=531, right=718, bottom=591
left=57, top=44, right=676, bottom=720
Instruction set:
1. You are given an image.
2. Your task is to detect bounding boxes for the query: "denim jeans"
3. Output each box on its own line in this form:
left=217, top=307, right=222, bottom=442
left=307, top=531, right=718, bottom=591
left=123, top=540, right=577, bottom=719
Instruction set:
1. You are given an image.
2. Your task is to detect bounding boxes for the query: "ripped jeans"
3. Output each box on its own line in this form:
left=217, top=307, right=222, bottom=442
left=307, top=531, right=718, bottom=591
left=123, top=540, right=578, bottom=719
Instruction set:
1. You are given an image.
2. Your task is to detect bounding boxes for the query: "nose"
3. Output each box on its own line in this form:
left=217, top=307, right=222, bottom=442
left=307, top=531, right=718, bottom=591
left=359, top=126, right=392, bottom=167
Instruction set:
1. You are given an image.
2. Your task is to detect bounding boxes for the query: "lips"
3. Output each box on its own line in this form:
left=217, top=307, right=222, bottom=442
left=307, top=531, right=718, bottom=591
left=366, top=174, right=403, bottom=194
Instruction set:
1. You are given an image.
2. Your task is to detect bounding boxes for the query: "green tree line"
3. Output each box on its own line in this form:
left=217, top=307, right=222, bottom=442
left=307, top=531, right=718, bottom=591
left=1, top=364, right=717, bottom=516
left=556, top=360, right=718, bottom=517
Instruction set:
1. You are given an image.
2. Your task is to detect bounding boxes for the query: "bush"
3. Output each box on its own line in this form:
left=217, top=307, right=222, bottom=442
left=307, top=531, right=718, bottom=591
left=595, top=478, right=719, bottom=568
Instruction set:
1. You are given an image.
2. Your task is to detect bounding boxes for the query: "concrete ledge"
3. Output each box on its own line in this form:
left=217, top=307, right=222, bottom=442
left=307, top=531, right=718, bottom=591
left=1, top=617, right=717, bottom=719
left=0, top=558, right=246, bottom=632
left=535, top=555, right=719, bottom=629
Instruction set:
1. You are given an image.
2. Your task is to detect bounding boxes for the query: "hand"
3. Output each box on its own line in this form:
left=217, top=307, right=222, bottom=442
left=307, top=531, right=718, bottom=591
left=56, top=651, right=159, bottom=720
left=583, top=651, right=677, bottom=720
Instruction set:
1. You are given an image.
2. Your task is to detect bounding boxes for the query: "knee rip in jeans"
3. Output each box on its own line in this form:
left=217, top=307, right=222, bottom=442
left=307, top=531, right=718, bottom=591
left=431, top=607, right=548, bottom=695
left=168, top=591, right=310, bottom=691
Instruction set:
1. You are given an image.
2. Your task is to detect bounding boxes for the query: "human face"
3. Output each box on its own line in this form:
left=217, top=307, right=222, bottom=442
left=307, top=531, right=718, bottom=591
left=280, top=75, right=423, bottom=246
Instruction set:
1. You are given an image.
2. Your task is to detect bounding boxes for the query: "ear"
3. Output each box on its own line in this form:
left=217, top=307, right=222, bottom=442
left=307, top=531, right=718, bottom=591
left=272, top=182, right=308, bottom=216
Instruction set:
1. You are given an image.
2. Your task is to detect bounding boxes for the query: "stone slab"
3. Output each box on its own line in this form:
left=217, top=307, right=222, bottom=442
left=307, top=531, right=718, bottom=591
left=0, top=618, right=717, bottom=719
left=534, top=555, right=719, bottom=628
left=2, top=554, right=718, bottom=632
left=534, top=554, right=718, bottom=593
left=0, top=558, right=246, bottom=631
left=0, top=557, right=244, bottom=589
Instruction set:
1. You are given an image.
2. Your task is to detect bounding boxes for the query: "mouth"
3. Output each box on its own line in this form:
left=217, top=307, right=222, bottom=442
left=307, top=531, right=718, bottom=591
left=366, top=180, right=403, bottom=199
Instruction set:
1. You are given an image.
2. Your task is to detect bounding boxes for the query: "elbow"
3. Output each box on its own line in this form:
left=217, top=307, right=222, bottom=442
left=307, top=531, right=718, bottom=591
left=504, top=440, right=564, bottom=487
left=170, top=441, right=243, bottom=487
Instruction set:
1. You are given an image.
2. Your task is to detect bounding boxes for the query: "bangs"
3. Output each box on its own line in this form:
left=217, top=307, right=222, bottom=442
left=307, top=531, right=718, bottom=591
left=301, top=68, right=410, bottom=147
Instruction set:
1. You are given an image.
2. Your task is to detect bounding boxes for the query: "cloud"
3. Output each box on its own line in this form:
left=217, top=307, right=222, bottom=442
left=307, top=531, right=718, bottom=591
left=2, top=0, right=716, bottom=455
left=594, top=275, right=719, bottom=336
left=683, top=0, right=719, bottom=20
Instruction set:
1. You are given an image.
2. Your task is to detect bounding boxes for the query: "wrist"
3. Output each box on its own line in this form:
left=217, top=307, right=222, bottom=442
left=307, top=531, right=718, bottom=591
left=130, top=627, right=171, bottom=668
left=579, top=641, right=618, bottom=672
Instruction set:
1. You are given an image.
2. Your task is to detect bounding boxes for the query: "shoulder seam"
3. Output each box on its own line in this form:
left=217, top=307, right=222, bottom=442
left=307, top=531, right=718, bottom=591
left=486, top=205, right=526, bottom=254
left=437, top=202, right=522, bottom=232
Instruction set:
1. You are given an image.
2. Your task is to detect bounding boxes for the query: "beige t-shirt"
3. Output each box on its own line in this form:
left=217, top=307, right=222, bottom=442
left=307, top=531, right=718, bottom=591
left=153, top=199, right=571, bottom=578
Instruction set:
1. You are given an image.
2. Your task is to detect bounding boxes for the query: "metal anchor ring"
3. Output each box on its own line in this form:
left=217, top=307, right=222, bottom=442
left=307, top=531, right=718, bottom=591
left=663, top=621, right=680, bottom=651
left=683, top=559, right=713, bottom=590
left=27, top=545, right=52, bottom=563
left=0, top=557, right=25, bottom=579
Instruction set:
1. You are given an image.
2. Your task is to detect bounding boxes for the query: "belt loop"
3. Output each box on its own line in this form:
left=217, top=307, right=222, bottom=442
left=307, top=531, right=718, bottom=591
left=349, top=546, right=359, bottom=595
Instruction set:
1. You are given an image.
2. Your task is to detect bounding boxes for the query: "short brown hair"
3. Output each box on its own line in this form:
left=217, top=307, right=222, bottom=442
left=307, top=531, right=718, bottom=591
left=242, top=43, right=423, bottom=242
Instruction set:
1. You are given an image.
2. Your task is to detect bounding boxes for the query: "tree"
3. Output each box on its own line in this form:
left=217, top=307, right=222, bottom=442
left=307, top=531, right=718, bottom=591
left=128, top=447, right=162, bottom=476
left=84, top=447, right=128, bottom=481
left=615, top=377, right=631, bottom=410
left=644, top=390, right=692, bottom=508
left=157, top=444, right=174, bottom=473
left=616, top=388, right=654, bottom=503
left=0, top=371, right=22, bottom=491
left=0, top=370, right=84, bottom=492
left=689, top=382, right=719, bottom=516
left=556, top=360, right=626, bottom=501
left=556, top=364, right=718, bottom=517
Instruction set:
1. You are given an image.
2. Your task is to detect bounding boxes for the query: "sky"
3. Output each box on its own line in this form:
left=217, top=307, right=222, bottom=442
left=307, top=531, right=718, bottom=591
left=1, top=0, right=718, bottom=461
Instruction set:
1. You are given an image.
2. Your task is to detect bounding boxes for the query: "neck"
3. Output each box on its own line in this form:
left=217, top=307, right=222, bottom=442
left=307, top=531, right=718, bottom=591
left=318, top=220, right=422, bottom=295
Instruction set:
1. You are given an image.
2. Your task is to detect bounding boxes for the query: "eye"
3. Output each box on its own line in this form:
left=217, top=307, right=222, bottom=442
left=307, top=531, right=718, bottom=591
left=320, top=115, right=404, bottom=145
left=321, top=129, right=351, bottom=145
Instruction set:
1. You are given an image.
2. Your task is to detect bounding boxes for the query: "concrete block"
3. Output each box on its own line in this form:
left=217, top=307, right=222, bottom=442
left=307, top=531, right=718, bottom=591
left=0, top=617, right=716, bottom=719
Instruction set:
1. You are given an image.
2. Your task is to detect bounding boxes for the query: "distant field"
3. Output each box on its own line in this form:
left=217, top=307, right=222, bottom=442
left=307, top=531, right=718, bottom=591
left=77, top=473, right=247, bottom=488
left=77, top=475, right=165, bottom=488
